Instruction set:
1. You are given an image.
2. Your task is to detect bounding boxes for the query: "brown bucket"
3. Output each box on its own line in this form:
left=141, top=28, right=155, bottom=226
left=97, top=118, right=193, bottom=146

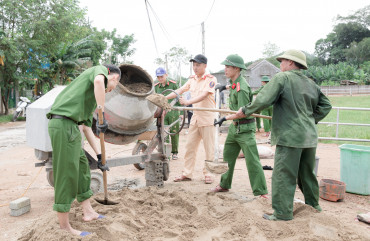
left=319, top=179, right=346, bottom=202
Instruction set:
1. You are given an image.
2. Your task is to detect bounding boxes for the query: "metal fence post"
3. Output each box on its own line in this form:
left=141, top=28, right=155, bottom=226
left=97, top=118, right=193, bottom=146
left=214, top=89, right=220, bottom=162
left=336, top=109, right=340, bottom=138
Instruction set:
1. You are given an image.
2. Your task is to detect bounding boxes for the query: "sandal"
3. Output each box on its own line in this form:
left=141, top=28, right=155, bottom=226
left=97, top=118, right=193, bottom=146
left=260, top=194, right=268, bottom=199
left=174, top=175, right=192, bottom=182
left=262, top=165, right=273, bottom=170
left=172, top=154, right=178, bottom=160
left=263, top=214, right=277, bottom=221
left=210, top=184, right=229, bottom=192
left=204, top=175, right=214, bottom=184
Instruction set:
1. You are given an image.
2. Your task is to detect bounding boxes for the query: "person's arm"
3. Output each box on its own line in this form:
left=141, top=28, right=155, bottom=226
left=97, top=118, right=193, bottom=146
left=82, top=125, right=109, bottom=171
left=167, top=80, right=191, bottom=100
left=180, top=91, right=209, bottom=106
left=166, top=88, right=184, bottom=99
left=94, top=74, right=106, bottom=111
left=313, top=90, right=332, bottom=124
left=221, top=76, right=284, bottom=121
left=82, top=125, right=100, bottom=155
left=242, top=76, right=284, bottom=116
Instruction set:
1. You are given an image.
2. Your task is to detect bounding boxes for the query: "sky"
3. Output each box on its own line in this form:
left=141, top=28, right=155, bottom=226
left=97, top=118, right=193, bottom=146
left=78, top=0, right=369, bottom=79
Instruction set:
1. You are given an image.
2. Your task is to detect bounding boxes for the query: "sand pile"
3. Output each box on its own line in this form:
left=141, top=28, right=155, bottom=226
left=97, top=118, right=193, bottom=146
left=146, top=93, right=172, bottom=110
left=18, top=186, right=369, bottom=241
left=125, top=82, right=152, bottom=94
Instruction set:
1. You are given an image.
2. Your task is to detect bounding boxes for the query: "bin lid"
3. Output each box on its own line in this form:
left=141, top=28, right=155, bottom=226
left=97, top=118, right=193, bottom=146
left=339, top=144, right=370, bottom=153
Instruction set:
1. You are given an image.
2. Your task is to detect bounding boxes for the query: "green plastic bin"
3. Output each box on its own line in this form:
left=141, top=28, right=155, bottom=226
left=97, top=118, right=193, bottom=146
left=339, top=144, right=370, bottom=195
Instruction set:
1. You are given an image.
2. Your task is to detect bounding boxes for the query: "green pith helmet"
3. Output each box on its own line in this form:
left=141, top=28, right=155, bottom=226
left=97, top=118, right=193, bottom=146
left=261, top=76, right=270, bottom=82
left=276, top=49, right=308, bottom=69
left=221, top=54, right=247, bottom=70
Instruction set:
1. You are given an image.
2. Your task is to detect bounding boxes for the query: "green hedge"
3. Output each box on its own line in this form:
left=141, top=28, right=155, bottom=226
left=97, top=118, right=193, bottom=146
left=303, top=62, right=370, bottom=85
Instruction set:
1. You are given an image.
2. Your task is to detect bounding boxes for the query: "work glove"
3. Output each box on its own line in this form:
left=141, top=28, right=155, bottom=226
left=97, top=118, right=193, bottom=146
left=214, top=117, right=226, bottom=126
left=215, top=85, right=227, bottom=92
left=97, top=154, right=110, bottom=172
left=96, top=112, right=108, bottom=135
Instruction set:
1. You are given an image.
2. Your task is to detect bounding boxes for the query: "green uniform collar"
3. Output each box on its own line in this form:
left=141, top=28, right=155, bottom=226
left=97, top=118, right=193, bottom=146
left=158, top=79, right=169, bottom=87
left=229, top=74, right=243, bottom=85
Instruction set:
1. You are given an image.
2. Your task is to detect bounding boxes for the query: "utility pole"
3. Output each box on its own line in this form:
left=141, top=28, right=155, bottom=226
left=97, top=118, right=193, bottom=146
left=179, top=62, right=182, bottom=87
left=165, top=54, right=168, bottom=73
left=201, top=22, right=205, bottom=55
left=189, top=55, right=192, bottom=76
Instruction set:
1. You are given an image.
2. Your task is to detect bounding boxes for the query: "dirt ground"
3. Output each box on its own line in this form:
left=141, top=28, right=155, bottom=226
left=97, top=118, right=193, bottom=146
left=0, top=121, right=369, bottom=241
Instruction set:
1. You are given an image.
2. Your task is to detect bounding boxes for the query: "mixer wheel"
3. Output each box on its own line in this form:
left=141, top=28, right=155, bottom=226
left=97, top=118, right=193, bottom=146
left=132, top=142, right=147, bottom=170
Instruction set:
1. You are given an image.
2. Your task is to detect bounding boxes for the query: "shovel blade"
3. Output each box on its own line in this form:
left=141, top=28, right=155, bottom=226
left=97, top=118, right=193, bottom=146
left=146, top=94, right=172, bottom=110
left=94, top=198, right=119, bottom=205
left=205, top=161, right=229, bottom=174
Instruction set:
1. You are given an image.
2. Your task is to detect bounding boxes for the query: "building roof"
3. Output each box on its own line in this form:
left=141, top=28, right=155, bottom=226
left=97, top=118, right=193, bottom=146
left=246, top=59, right=280, bottom=72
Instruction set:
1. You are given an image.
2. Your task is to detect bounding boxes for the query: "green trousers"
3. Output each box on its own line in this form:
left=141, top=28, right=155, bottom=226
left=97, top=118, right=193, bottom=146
left=164, top=111, right=179, bottom=154
left=256, top=117, right=261, bottom=130
left=220, top=124, right=268, bottom=196
left=48, top=119, right=93, bottom=213
left=272, top=145, right=319, bottom=220
left=261, top=106, right=272, bottom=132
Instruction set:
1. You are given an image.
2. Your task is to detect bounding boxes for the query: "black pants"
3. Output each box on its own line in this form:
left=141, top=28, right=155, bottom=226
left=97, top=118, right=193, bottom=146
left=187, top=104, right=193, bottom=124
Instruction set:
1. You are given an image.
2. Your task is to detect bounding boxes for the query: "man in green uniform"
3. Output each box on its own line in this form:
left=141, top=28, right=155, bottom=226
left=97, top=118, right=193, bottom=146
left=47, top=64, right=121, bottom=236
left=252, top=84, right=263, bottom=132
left=212, top=54, right=268, bottom=198
left=154, top=67, right=180, bottom=160
left=253, top=76, right=273, bottom=136
left=227, top=50, right=332, bottom=221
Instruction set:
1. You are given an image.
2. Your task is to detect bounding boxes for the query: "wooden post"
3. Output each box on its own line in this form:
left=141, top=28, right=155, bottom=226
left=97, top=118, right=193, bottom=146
left=0, top=87, right=2, bottom=114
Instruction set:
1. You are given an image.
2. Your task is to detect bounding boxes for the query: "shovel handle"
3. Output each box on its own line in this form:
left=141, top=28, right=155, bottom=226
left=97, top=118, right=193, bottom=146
left=97, top=107, right=106, bottom=166
left=172, top=106, right=272, bottom=120
left=97, top=106, right=108, bottom=201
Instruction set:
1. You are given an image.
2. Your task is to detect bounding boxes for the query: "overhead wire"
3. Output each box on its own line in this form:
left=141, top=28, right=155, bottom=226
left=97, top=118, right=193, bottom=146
left=204, top=0, right=216, bottom=23
left=145, top=0, right=159, bottom=57
left=193, top=27, right=202, bottom=53
left=144, top=0, right=216, bottom=60
left=147, top=0, right=173, bottom=45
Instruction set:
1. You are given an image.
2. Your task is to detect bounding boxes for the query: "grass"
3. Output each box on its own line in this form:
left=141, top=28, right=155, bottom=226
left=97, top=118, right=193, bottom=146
left=0, top=114, right=13, bottom=123
left=318, top=95, right=370, bottom=146
left=0, top=114, right=25, bottom=123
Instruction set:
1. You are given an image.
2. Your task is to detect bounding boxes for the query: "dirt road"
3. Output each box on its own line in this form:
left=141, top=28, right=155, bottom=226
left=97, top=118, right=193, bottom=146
left=0, top=121, right=369, bottom=240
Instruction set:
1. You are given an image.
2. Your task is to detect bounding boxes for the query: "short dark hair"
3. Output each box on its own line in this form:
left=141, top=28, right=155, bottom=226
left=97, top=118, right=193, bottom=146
left=294, top=61, right=305, bottom=69
left=103, top=64, right=121, bottom=79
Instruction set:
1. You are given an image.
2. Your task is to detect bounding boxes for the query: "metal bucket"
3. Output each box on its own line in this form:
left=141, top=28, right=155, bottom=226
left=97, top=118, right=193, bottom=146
left=93, top=64, right=157, bottom=145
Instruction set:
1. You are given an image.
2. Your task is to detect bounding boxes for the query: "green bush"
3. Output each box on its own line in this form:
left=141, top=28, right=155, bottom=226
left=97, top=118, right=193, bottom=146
left=303, top=62, right=369, bottom=85
left=0, top=114, right=13, bottom=123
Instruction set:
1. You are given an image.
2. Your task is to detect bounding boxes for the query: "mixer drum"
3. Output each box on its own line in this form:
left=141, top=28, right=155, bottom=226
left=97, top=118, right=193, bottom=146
left=93, top=64, right=157, bottom=145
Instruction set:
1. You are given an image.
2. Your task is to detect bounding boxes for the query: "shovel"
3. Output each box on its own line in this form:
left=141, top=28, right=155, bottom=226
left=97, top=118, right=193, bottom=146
left=146, top=94, right=269, bottom=175
left=95, top=106, right=119, bottom=205
left=146, top=94, right=272, bottom=120
left=205, top=89, right=229, bottom=175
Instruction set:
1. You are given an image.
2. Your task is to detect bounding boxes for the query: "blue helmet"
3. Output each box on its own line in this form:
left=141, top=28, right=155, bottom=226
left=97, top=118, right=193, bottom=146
left=155, top=67, right=167, bottom=76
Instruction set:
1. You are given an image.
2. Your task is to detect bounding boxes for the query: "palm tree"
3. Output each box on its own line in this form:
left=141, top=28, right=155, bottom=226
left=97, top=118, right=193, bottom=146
left=53, top=36, right=95, bottom=85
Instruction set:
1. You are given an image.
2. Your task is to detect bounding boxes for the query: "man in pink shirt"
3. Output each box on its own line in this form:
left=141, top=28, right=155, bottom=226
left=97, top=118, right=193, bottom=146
left=166, top=54, right=217, bottom=184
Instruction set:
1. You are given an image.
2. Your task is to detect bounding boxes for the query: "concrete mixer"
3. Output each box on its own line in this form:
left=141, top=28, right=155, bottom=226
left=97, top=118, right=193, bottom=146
left=26, top=64, right=185, bottom=191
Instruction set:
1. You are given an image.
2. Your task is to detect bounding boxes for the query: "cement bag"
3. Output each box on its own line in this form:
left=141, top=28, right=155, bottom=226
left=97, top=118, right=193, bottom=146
left=237, top=145, right=274, bottom=159
left=218, top=144, right=224, bottom=159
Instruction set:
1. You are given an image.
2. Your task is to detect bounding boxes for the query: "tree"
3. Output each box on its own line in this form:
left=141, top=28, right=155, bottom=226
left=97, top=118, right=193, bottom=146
left=336, top=5, right=369, bottom=28
left=0, top=0, right=136, bottom=114
left=262, top=42, right=280, bottom=58
left=154, top=46, right=191, bottom=85
left=345, top=37, right=370, bottom=67
left=101, top=29, right=136, bottom=65
left=314, top=5, right=370, bottom=64
left=0, top=0, right=86, bottom=114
